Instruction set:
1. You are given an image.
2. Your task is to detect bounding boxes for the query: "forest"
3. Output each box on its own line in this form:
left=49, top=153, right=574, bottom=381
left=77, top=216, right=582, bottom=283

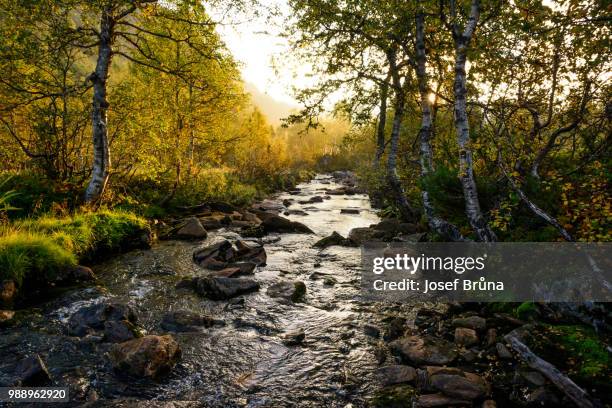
left=0, top=0, right=610, bottom=407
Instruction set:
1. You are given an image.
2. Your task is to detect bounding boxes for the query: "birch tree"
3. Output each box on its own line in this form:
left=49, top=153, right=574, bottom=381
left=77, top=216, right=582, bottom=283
left=442, top=0, right=497, bottom=241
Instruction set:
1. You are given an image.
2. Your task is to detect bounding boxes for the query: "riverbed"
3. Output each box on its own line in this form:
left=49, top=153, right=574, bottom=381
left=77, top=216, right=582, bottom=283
left=0, top=174, right=413, bottom=407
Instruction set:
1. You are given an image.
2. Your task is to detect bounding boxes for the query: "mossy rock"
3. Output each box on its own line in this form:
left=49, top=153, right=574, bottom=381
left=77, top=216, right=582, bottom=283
left=370, top=385, right=416, bottom=408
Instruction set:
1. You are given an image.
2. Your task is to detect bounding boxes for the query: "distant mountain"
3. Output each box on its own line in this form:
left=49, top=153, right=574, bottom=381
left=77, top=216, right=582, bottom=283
left=244, top=83, right=298, bottom=126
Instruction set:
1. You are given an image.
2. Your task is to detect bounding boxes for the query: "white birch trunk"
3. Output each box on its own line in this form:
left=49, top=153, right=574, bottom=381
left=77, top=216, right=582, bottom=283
left=452, top=0, right=496, bottom=241
left=416, top=9, right=465, bottom=241
left=84, top=9, right=113, bottom=203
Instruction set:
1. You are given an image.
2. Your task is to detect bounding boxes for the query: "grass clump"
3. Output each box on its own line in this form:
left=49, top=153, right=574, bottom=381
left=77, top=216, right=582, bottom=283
left=0, top=230, right=77, bottom=287
left=0, top=210, right=149, bottom=290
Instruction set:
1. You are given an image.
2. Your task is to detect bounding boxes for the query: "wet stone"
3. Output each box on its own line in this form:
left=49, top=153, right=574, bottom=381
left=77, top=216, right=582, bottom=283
left=14, top=355, right=51, bottom=386
left=364, top=323, right=381, bottom=338
left=377, top=365, right=417, bottom=386
left=267, top=280, right=307, bottom=303
left=103, top=320, right=139, bottom=343
left=281, top=328, right=305, bottom=346
left=323, top=276, right=337, bottom=286
left=390, top=335, right=458, bottom=366
left=161, top=310, right=221, bottom=332
left=284, top=209, right=308, bottom=216
left=109, top=335, right=181, bottom=379
left=68, top=302, right=138, bottom=338
left=261, top=214, right=314, bottom=234
left=313, top=231, right=356, bottom=248
left=192, top=277, right=260, bottom=300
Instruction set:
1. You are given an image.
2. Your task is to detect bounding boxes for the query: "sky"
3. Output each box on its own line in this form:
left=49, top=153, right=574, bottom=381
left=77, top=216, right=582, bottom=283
left=213, top=0, right=304, bottom=107
left=213, top=0, right=566, bottom=109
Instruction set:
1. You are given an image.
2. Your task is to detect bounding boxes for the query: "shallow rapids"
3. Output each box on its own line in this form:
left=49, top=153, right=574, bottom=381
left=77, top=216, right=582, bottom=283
left=0, top=174, right=418, bottom=407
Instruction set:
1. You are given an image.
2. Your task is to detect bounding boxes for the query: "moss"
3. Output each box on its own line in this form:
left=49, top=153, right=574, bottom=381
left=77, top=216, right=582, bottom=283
left=370, top=385, right=416, bottom=408
left=528, top=324, right=610, bottom=394
left=515, top=302, right=539, bottom=321
left=547, top=325, right=609, bottom=380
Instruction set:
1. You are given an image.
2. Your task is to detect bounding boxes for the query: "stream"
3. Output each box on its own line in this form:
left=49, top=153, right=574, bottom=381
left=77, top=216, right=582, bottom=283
left=0, top=174, right=416, bottom=407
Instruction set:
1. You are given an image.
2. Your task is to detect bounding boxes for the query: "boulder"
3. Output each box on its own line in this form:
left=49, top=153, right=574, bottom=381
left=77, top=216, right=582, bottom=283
left=340, top=208, right=360, bottom=214
left=377, top=365, right=417, bottom=386
left=267, top=281, right=307, bottom=303
left=452, top=316, right=487, bottom=331
left=68, top=302, right=138, bottom=338
left=14, top=355, right=51, bottom=386
left=454, top=328, right=479, bottom=347
left=281, top=328, right=305, bottom=346
left=252, top=199, right=284, bottom=213
left=261, top=214, right=313, bottom=234
left=161, top=310, right=221, bottom=332
left=390, top=335, right=457, bottom=366
left=416, top=394, right=470, bottom=407
left=241, top=211, right=262, bottom=224
left=109, top=335, right=181, bottom=378
left=0, top=280, right=17, bottom=308
left=199, top=216, right=224, bottom=230
left=429, top=373, right=487, bottom=400
left=193, top=240, right=266, bottom=270
left=347, top=227, right=377, bottom=245
left=175, top=217, right=207, bottom=240
left=192, top=276, right=260, bottom=300
left=313, top=231, right=356, bottom=248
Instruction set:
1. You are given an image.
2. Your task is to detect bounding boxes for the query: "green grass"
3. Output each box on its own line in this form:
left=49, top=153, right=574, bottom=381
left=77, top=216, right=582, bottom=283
left=0, top=210, right=150, bottom=289
left=0, top=230, right=77, bottom=287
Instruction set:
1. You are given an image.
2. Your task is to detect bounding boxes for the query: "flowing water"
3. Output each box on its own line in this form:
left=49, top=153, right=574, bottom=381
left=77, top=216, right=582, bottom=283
left=0, top=174, right=416, bottom=407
